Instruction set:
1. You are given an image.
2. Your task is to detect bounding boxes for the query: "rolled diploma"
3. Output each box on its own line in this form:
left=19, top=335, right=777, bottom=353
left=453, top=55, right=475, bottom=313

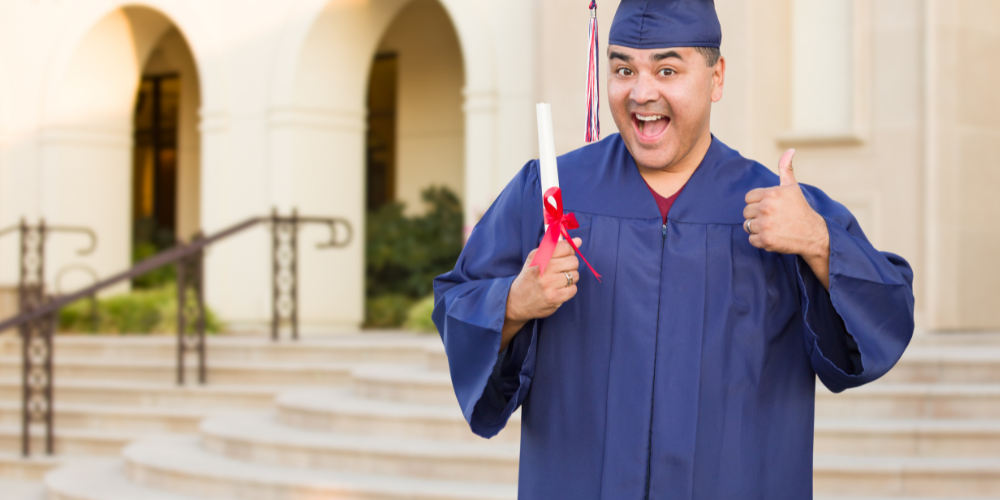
left=536, top=103, right=560, bottom=234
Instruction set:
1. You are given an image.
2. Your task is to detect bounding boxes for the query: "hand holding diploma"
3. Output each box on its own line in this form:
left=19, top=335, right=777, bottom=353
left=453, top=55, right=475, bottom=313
left=742, top=149, right=832, bottom=289
left=499, top=104, right=595, bottom=352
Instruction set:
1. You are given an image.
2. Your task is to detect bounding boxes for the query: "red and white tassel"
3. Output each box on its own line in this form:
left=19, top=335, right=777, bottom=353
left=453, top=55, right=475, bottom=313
left=585, top=0, right=600, bottom=143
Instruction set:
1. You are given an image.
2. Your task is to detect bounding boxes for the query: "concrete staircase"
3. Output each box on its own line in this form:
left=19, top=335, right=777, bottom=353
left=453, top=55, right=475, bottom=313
left=0, top=333, right=439, bottom=499
left=813, top=333, right=1000, bottom=499
left=2, top=332, right=1000, bottom=499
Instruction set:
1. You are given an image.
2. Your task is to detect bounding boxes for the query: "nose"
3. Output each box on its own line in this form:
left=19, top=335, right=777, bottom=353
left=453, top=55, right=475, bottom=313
left=629, top=72, right=660, bottom=106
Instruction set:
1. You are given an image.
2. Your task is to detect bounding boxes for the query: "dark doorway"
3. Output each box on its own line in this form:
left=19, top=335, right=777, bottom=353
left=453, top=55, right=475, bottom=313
left=366, top=53, right=398, bottom=211
left=132, top=74, right=180, bottom=285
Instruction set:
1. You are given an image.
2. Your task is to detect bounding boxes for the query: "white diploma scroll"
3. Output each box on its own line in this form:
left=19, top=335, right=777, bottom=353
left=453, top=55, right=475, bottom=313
left=536, top=103, right=560, bottom=232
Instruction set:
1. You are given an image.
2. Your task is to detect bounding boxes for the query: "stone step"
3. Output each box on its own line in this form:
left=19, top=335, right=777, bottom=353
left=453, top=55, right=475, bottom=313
left=0, top=334, right=438, bottom=363
left=0, top=425, right=139, bottom=456
left=0, top=401, right=204, bottom=433
left=0, top=356, right=353, bottom=386
left=817, top=384, right=1000, bottom=420
left=881, top=347, right=1000, bottom=384
left=46, top=458, right=201, bottom=500
left=123, top=435, right=517, bottom=500
left=0, top=452, right=62, bottom=480
left=813, top=455, right=1000, bottom=498
left=815, top=419, right=1000, bottom=457
left=275, top=388, right=520, bottom=444
left=910, top=332, right=1000, bottom=347
left=0, top=379, right=278, bottom=409
left=815, top=497, right=967, bottom=500
left=426, top=345, right=449, bottom=373
left=0, top=477, right=46, bottom=500
left=199, top=412, right=519, bottom=483
left=352, top=365, right=456, bottom=405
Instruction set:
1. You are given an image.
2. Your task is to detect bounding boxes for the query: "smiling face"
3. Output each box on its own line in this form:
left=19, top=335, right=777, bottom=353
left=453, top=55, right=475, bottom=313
left=607, top=45, right=725, bottom=172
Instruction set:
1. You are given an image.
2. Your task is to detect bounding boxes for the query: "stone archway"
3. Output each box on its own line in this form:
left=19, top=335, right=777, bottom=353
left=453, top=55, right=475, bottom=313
left=40, top=6, right=202, bottom=292
left=263, top=0, right=496, bottom=329
left=367, top=0, right=465, bottom=214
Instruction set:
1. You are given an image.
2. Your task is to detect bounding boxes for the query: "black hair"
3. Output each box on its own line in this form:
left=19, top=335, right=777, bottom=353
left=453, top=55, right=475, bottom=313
left=695, top=47, right=721, bottom=66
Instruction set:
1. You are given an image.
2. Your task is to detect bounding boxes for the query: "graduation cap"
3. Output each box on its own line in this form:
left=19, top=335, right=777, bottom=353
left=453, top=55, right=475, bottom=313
left=586, top=0, right=722, bottom=142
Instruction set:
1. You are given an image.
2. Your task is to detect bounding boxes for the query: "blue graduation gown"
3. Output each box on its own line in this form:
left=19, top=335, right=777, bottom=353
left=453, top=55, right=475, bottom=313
left=432, top=135, right=914, bottom=499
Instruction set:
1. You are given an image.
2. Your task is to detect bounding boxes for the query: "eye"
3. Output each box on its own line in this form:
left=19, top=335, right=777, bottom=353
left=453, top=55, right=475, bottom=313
left=658, top=68, right=676, bottom=76
left=616, top=67, right=634, bottom=77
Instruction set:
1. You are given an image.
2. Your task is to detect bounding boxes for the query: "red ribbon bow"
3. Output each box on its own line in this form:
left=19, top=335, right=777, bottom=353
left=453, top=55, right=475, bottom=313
left=529, top=187, right=602, bottom=282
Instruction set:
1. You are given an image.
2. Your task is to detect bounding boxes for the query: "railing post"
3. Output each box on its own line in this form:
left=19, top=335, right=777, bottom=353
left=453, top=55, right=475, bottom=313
left=271, top=209, right=299, bottom=342
left=176, top=245, right=186, bottom=385
left=18, top=219, right=54, bottom=457
left=176, top=234, right=207, bottom=386
left=291, top=209, right=299, bottom=341
left=271, top=209, right=279, bottom=342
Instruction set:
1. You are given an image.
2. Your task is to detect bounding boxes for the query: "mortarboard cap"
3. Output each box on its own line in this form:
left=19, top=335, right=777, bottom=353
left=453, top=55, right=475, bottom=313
left=609, top=0, right=722, bottom=50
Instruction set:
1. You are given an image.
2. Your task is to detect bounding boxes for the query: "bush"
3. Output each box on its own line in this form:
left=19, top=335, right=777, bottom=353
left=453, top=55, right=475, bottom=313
left=365, top=186, right=462, bottom=327
left=58, top=284, right=223, bottom=334
left=131, top=242, right=176, bottom=289
left=364, top=294, right=415, bottom=329
left=404, top=295, right=437, bottom=333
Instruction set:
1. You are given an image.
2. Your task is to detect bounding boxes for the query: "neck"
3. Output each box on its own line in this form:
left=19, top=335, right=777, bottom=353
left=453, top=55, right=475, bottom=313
left=637, top=129, right=713, bottom=198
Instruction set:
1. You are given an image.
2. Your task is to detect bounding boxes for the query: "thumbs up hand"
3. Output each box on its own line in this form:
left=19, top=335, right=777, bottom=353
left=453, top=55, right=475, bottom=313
left=743, top=149, right=831, bottom=287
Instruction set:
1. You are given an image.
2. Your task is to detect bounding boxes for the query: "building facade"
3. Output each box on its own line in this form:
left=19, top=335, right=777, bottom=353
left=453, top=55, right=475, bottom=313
left=0, top=0, right=996, bottom=331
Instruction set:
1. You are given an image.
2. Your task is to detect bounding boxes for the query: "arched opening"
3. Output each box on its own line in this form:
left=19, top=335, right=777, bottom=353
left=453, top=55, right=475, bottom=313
left=42, top=7, right=201, bottom=292
left=263, top=0, right=488, bottom=331
left=130, top=27, right=202, bottom=287
left=363, top=0, right=465, bottom=327
left=365, top=0, right=465, bottom=214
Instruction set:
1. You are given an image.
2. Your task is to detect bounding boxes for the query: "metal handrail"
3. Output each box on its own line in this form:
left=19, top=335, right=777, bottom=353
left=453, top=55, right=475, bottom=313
left=0, top=214, right=350, bottom=333
left=0, top=211, right=351, bottom=458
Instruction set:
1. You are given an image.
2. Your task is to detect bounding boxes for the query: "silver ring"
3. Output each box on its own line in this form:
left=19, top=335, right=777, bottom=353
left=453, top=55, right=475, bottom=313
left=564, top=271, right=574, bottom=287
left=744, top=218, right=756, bottom=235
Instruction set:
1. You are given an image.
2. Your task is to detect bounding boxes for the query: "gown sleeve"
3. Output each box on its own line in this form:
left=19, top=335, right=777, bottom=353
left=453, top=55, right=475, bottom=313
left=432, top=161, right=543, bottom=438
left=796, top=185, right=915, bottom=393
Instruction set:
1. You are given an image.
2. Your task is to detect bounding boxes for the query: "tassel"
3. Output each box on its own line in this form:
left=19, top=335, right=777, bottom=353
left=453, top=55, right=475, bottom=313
left=585, top=1, right=600, bottom=143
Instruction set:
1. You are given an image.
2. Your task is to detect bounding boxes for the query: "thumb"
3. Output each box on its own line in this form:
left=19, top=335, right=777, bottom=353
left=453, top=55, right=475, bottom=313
left=778, top=148, right=797, bottom=186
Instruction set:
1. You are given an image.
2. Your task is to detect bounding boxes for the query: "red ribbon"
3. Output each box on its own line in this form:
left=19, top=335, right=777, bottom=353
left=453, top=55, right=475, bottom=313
left=529, top=187, right=602, bottom=282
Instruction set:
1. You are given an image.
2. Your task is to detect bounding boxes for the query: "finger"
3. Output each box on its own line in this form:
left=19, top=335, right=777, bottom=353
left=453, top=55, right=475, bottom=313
left=742, top=203, right=760, bottom=221
left=778, top=148, right=797, bottom=186
left=552, top=237, right=583, bottom=259
left=523, top=249, right=538, bottom=268
left=748, top=234, right=764, bottom=249
left=745, top=187, right=766, bottom=204
left=547, top=255, right=580, bottom=273
left=555, top=284, right=578, bottom=303
left=545, top=268, right=581, bottom=289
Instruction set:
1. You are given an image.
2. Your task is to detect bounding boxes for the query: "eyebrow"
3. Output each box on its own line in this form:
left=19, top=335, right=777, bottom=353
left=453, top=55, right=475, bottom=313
left=608, top=50, right=683, bottom=63
left=652, top=51, right=683, bottom=61
left=608, top=51, right=631, bottom=62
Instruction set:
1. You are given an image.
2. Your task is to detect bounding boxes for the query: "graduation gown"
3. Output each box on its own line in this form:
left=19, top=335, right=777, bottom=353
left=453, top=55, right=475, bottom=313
left=432, top=134, right=914, bottom=500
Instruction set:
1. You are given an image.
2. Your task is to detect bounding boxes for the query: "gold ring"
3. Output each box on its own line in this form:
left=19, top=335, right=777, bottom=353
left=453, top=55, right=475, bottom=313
left=564, top=271, right=574, bottom=287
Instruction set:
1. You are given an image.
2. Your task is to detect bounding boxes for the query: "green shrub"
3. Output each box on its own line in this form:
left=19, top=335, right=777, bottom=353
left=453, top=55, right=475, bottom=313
left=58, top=284, right=223, bottom=334
left=364, top=294, right=415, bottom=329
left=404, top=295, right=437, bottom=333
left=366, top=186, right=463, bottom=299
left=365, top=186, right=462, bottom=328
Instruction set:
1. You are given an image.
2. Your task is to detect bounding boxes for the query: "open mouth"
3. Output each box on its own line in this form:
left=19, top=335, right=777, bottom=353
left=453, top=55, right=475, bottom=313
left=632, top=113, right=670, bottom=142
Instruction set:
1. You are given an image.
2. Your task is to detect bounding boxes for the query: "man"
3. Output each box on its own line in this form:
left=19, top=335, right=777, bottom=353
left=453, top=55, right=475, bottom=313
left=432, top=1, right=914, bottom=498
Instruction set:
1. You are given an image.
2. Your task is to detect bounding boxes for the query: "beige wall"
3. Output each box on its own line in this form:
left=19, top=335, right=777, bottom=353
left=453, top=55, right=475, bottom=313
left=1, top=0, right=997, bottom=331
left=378, top=0, right=464, bottom=215
left=924, top=0, right=1000, bottom=329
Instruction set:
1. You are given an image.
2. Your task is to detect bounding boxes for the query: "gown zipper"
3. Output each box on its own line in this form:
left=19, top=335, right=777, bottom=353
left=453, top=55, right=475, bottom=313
left=644, top=222, right=668, bottom=500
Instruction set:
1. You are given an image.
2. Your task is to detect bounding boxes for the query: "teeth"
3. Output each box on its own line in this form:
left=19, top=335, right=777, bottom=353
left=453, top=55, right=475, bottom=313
left=636, top=114, right=664, bottom=122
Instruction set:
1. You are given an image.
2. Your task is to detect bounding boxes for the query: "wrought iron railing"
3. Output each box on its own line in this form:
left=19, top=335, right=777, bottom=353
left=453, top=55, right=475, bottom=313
left=0, top=211, right=352, bottom=456
left=0, top=221, right=95, bottom=457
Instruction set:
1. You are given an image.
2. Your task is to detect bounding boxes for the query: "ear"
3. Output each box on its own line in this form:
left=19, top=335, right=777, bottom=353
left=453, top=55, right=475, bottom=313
left=711, top=56, right=726, bottom=103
